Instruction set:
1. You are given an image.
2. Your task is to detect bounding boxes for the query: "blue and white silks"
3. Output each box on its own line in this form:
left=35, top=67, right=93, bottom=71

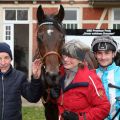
left=96, top=62, right=120, bottom=120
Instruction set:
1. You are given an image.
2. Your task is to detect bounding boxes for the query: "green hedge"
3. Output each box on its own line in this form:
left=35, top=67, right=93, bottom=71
left=22, top=106, right=45, bottom=120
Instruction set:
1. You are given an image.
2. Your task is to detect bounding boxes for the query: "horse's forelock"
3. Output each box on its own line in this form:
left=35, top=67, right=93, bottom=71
left=38, top=14, right=65, bottom=34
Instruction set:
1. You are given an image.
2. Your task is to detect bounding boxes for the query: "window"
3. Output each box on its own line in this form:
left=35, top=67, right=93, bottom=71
left=63, top=8, right=79, bottom=29
left=113, top=8, right=120, bottom=29
left=5, top=9, right=28, bottom=21
left=5, top=26, right=12, bottom=40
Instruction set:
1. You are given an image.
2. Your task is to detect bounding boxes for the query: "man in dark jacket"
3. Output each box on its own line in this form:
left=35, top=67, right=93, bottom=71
left=0, top=42, right=43, bottom=120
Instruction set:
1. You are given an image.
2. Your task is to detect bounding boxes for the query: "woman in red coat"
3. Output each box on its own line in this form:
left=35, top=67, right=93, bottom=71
left=57, top=40, right=110, bottom=120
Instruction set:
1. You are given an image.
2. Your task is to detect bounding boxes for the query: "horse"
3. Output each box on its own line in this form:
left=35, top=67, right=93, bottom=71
left=85, top=50, right=98, bottom=69
left=35, top=5, right=98, bottom=120
left=114, top=49, right=120, bottom=66
left=35, top=5, right=65, bottom=120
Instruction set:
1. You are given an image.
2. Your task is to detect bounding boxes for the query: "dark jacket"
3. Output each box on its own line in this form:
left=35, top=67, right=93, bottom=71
left=0, top=66, right=43, bottom=120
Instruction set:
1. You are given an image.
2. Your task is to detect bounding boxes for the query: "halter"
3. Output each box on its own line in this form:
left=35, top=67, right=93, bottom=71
left=37, top=21, right=63, bottom=63
left=41, top=51, right=61, bottom=62
left=38, top=21, right=62, bottom=28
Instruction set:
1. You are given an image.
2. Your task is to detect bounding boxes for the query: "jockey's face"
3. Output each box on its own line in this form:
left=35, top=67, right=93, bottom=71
left=95, top=50, right=116, bottom=69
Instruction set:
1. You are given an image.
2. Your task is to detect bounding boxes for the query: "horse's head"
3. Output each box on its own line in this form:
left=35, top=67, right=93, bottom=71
left=36, top=5, right=65, bottom=87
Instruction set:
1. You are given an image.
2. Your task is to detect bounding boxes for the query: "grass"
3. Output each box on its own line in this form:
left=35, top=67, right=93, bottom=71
left=22, top=106, right=45, bottom=120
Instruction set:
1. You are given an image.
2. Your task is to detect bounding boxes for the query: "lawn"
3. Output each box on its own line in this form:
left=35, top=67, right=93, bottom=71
left=22, top=106, right=45, bottom=120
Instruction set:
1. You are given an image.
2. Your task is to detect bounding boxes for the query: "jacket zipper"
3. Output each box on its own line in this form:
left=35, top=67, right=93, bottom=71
left=1, top=75, right=4, bottom=120
left=59, top=90, right=64, bottom=120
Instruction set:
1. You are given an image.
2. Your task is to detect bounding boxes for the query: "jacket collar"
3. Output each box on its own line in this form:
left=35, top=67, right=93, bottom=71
left=99, top=62, right=116, bottom=71
left=0, top=65, right=13, bottom=76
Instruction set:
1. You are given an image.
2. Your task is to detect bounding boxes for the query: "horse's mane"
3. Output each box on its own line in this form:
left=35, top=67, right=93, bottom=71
left=115, top=50, right=120, bottom=66
left=85, top=51, right=98, bottom=69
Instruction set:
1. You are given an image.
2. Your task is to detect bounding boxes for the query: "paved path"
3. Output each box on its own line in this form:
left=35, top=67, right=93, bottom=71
left=22, top=97, right=43, bottom=107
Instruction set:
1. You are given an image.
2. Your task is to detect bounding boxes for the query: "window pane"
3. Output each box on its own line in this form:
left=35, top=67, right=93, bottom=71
left=5, top=10, right=16, bottom=20
left=114, top=9, right=120, bottom=20
left=6, top=31, right=10, bottom=35
left=113, top=24, right=116, bottom=29
left=6, top=36, right=10, bottom=40
left=67, top=24, right=70, bottom=29
left=63, top=24, right=66, bottom=28
left=17, top=10, right=28, bottom=20
left=117, top=24, right=120, bottom=29
left=75, top=24, right=77, bottom=29
left=64, top=10, right=77, bottom=20
left=6, top=26, right=10, bottom=30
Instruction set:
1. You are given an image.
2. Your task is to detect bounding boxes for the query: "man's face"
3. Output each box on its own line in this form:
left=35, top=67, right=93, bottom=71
left=0, top=52, right=11, bottom=73
left=95, top=50, right=116, bottom=69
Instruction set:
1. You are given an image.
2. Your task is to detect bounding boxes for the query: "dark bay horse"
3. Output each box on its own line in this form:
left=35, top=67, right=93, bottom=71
left=114, top=49, right=120, bottom=66
left=36, top=5, right=65, bottom=88
left=35, top=5, right=65, bottom=120
left=35, top=5, right=98, bottom=120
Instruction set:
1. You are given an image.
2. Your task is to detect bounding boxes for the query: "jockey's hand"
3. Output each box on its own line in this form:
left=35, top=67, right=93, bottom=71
left=50, top=85, right=61, bottom=99
left=32, top=59, right=43, bottom=79
left=62, top=110, right=79, bottom=120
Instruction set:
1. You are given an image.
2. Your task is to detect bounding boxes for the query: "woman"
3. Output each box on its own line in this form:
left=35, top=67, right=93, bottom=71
left=57, top=40, right=110, bottom=120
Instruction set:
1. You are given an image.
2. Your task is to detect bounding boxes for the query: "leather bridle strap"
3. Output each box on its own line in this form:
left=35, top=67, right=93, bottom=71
left=42, top=51, right=61, bottom=61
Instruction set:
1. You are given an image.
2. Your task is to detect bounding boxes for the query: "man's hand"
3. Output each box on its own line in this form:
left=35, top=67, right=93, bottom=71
left=32, top=59, right=43, bottom=79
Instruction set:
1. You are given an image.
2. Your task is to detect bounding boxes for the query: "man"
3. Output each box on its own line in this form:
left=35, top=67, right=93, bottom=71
left=0, top=42, right=43, bottom=120
left=91, top=35, right=120, bottom=120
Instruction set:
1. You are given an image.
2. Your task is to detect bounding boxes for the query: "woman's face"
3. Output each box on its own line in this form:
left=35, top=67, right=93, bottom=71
left=62, top=55, right=80, bottom=69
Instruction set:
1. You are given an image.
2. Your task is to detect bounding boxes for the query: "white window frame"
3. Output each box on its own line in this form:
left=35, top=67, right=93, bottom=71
left=3, top=24, right=14, bottom=66
left=3, top=8, right=32, bottom=79
left=112, top=8, right=120, bottom=29
left=4, top=8, right=29, bottom=24
left=63, top=8, right=80, bottom=29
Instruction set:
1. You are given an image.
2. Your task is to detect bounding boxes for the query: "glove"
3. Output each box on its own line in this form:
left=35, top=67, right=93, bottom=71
left=62, top=110, right=79, bottom=120
left=50, top=85, right=61, bottom=99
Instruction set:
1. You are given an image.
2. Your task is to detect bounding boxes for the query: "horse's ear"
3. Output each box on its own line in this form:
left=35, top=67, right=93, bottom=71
left=54, top=5, right=64, bottom=23
left=37, top=5, right=45, bottom=25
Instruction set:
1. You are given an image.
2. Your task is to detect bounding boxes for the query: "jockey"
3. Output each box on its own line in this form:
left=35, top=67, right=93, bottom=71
left=91, top=35, right=120, bottom=120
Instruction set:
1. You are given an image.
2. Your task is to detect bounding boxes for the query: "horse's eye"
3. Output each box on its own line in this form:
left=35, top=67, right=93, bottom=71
left=42, top=64, right=45, bottom=69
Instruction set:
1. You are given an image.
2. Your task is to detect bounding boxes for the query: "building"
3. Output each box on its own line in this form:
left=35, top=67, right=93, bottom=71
left=0, top=0, right=120, bottom=77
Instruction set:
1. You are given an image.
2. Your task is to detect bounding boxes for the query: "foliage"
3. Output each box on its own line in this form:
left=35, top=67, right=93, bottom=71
left=22, top=106, right=45, bottom=120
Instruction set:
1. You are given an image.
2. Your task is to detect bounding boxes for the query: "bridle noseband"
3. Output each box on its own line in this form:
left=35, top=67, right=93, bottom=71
left=42, top=51, right=61, bottom=62
left=37, top=21, right=63, bottom=64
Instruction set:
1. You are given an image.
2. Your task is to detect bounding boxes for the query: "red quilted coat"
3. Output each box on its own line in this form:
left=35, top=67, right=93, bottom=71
left=57, top=66, right=110, bottom=120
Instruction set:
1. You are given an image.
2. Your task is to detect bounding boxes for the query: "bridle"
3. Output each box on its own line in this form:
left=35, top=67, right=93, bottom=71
left=42, top=51, right=61, bottom=62
left=37, top=21, right=63, bottom=64
left=36, top=21, right=64, bottom=103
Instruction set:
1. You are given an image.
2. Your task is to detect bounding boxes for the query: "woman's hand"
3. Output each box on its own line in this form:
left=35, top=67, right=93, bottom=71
left=62, top=110, right=79, bottom=120
left=32, top=59, right=42, bottom=79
